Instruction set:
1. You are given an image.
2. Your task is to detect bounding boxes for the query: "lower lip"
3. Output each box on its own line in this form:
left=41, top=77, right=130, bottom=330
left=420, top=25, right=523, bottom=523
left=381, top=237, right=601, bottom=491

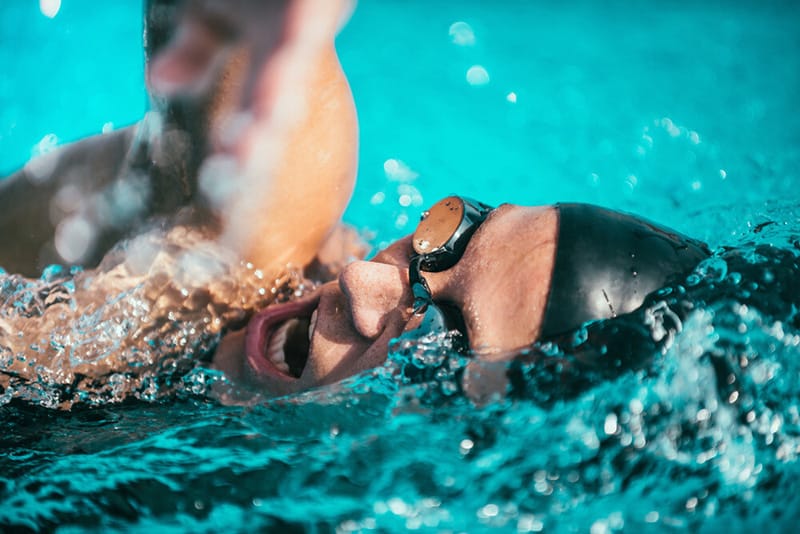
left=245, top=295, right=319, bottom=381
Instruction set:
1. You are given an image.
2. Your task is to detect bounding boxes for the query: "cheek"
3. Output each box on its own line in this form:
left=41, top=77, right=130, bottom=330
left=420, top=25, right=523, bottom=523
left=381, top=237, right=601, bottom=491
left=307, top=305, right=407, bottom=387
left=454, top=292, right=485, bottom=346
left=315, top=321, right=400, bottom=387
left=459, top=280, right=544, bottom=354
left=352, top=307, right=413, bottom=372
left=304, top=290, right=362, bottom=375
left=434, top=263, right=508, bottom=349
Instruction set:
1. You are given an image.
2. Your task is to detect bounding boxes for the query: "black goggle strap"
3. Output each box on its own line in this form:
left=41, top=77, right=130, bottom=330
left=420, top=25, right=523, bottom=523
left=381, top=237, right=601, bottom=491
left=407, top=254, right=452, bottom=336
left=409, top=255, right=432, bottom=314
left=473, top=199, right=494, bottom=216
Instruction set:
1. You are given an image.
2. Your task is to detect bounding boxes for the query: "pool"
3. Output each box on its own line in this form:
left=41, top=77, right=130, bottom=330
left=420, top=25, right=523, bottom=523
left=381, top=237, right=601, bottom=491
left=2, top=0, right=800, bottom=531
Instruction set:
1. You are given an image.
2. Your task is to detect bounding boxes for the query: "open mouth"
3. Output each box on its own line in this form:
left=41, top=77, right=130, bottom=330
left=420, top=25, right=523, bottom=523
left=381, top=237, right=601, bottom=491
left=245, top=295, right=320, bottom=381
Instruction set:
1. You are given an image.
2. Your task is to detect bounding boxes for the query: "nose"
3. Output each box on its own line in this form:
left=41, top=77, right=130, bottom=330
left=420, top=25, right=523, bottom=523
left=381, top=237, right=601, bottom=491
left=339, top=261, right=412, bottom=339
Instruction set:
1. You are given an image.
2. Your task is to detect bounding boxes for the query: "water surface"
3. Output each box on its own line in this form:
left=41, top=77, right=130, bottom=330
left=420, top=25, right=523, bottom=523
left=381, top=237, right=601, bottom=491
left=1, top=1, right=799, bottom=531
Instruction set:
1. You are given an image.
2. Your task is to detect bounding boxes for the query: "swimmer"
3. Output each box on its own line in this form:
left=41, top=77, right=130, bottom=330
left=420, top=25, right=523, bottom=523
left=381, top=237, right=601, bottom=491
left=212, top=196, right=723, bottom=398
left=4, top=196, right=796, bottom=409
left=0, top=0, right=358, bottom=279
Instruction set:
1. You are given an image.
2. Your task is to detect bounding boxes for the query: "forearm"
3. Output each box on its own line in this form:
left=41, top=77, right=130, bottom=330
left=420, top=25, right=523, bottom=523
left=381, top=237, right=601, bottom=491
left=215, top=1, right=359, bottom=276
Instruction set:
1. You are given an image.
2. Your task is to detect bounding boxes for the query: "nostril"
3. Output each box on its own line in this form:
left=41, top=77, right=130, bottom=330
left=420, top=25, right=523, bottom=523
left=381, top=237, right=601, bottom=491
left=340, top=261, right=406, bottom=339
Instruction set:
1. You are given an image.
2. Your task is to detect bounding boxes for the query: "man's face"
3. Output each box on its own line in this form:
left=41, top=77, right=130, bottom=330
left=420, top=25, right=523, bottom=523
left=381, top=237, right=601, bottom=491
left=213, top=204, right=560, bottom=397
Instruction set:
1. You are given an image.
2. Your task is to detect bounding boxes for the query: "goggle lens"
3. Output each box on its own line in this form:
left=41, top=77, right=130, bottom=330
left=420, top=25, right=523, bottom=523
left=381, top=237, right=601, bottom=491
left=412, top=197, right=466, bottom=255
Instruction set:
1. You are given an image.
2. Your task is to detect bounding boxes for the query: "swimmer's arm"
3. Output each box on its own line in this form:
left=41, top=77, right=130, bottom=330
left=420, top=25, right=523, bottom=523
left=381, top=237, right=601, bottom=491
left=0, top=127, right=135, bottom=276
left=216, top=1, right=358, bottom=277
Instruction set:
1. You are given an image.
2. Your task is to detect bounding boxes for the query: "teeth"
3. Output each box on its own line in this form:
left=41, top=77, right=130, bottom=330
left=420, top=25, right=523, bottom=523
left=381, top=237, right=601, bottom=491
left=308, top=310, right=318, bottom=342
left=267, top=320, right=295, bottom=374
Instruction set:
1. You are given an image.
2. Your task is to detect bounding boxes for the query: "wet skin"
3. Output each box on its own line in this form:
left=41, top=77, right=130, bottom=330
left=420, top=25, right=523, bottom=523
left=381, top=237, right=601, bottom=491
left=212, top=204, right=559, bottom=397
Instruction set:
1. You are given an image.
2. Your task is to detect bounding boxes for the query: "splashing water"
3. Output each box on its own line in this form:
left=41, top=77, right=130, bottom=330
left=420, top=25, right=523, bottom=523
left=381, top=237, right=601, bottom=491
left=0, top=225, right=308, bottom=409
left=2, top=225, right=800, bottom=531
left=2, top=1, right=799, bottom=530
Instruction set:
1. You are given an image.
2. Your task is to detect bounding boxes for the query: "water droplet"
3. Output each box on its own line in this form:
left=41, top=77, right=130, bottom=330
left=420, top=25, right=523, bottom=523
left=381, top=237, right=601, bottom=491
left=478, top=503, right=499, bottom=518
left=39, top=0, right=61, bottom=18
left=590, top=519, right=610, bottom=534
left=449, top=21, right=476, bottom=46
left=395, top=213, right=409, bottom=229
left=466, top=65, right=490, bottom=86
left=55, top=216, right=95, bottom=263
left=384, top=159, right=419, bottom=181
left=604, top=413, right=618, bottom=435
left=661, top=117, right=681, bottom=137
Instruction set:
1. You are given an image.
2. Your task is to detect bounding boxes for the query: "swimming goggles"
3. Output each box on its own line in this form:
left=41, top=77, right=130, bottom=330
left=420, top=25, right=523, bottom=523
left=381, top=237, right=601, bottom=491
left=404, top=196, right=494, bottom=337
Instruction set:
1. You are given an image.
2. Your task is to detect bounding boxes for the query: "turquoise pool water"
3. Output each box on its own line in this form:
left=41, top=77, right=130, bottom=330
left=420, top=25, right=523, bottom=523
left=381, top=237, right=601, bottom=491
left=2, top=0, right=800, bottom=531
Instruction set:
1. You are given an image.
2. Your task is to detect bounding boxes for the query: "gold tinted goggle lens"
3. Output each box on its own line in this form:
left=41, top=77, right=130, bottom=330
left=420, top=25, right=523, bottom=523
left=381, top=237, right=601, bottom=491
left=411, top=196, right=493, bottom=275
left=413, top=196, right=466, bottom=256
